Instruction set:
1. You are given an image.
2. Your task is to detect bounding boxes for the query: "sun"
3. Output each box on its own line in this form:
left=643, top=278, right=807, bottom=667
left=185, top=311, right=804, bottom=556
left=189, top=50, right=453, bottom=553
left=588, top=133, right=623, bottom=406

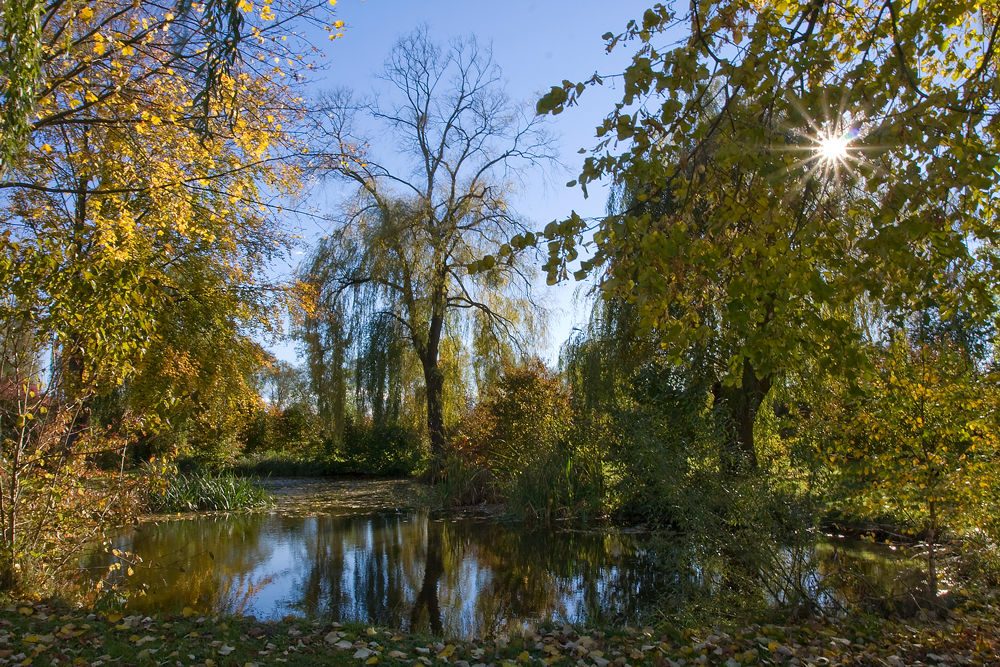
left=817, top=133, right=850, bottom=162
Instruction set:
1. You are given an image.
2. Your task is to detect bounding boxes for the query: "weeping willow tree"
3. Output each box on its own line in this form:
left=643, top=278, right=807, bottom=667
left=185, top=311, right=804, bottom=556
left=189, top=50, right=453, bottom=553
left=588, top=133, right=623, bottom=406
left=303, top=195, right=543, bottom=455
left=569, top=175, right=777, bottom=474
left=302, top=28, right=551, bottom=454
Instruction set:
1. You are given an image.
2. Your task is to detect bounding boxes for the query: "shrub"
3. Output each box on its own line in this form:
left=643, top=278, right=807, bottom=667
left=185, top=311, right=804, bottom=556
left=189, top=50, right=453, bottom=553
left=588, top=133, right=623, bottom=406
left=444, top=359, right=603, bottom=520
left=341, top=418, right=424, bottom=475
left=0, top=393, right=147, bottom=592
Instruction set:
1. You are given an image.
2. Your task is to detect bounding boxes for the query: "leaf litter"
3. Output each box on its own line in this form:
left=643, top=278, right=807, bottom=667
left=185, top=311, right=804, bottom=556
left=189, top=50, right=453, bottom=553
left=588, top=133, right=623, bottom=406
left=0, top=599, right=998, bottom=667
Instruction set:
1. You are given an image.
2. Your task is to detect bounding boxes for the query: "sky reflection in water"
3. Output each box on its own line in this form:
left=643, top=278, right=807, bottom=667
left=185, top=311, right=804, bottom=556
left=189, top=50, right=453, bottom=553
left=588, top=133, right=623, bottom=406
left=82, top=480, right=657, bottom=637
left=80, top=479, right=915, bottom=636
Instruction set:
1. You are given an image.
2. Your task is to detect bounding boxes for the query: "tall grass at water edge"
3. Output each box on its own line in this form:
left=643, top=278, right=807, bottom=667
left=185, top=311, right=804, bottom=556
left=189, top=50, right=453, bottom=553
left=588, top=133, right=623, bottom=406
left=148, top=472, right=271, bottom=512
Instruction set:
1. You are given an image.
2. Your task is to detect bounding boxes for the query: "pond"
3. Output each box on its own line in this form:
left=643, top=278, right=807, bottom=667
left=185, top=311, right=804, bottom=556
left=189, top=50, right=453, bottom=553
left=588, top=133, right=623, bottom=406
left=78, top=479, right=917, bottom=637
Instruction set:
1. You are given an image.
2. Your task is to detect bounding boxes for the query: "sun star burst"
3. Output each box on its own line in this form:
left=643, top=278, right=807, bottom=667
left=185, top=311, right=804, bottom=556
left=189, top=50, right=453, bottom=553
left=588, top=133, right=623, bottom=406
left=818, top=133, right=850, bottom=162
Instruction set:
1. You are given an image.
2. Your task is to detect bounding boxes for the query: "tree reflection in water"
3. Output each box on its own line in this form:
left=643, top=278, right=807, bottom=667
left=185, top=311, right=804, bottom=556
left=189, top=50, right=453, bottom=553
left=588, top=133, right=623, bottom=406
left=77, top=482, right=917, bottom=635
left=410, top=520, right=444, bottom=634
left=78, top=509, right=659, bottom=636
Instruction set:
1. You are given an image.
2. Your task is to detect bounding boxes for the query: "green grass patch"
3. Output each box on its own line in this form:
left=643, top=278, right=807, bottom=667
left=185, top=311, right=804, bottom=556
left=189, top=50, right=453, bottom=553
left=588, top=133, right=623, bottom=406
left=148, top=472, right=271, bottom=513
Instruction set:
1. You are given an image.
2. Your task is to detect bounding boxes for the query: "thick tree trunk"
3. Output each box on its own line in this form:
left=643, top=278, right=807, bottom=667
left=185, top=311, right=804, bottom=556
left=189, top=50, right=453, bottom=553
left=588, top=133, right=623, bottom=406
left=423, top=360, right=445, bottom=457
left=712, top=357, right=772, bottom=473
left=420, top=304, right=446, bottom=458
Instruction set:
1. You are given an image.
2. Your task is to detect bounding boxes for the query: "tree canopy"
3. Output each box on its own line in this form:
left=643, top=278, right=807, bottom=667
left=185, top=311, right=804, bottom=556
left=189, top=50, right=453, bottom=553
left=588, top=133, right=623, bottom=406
left=302, top=28, right=552, bottom=454
left=530, top=0, right=1000, bottom=465
left=1, top=0, right=340, bottom=421
left=0, top=0, right=343, bottom=584
left=538, top=0, right=1000, bottom=379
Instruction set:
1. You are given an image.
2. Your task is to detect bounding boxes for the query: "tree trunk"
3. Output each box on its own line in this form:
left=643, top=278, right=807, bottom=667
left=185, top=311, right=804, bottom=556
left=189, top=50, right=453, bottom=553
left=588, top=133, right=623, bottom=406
left=65, top=175, right=89, bottom=454
left=423, top=359, right=445, bottom=457
left=420, top=306, right=446, bottom=458
left=712, top=357, right=772, bottom=473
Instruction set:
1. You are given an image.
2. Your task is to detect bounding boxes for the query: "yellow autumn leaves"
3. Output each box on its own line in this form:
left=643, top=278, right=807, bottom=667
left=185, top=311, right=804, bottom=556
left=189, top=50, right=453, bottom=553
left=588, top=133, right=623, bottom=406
left=814, top=332, right=999, bottom=535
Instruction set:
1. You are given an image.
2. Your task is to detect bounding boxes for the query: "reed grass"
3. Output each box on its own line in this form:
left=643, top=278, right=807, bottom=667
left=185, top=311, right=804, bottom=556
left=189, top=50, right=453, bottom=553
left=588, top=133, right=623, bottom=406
left=148, top=472, right=271, bottom=512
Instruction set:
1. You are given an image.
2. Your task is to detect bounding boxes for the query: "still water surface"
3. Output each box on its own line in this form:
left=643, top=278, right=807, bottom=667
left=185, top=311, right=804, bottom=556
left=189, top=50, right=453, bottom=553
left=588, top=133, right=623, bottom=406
left=82, top=479, right=659, bottom=637
left=80, top=479, right=911, bottom=637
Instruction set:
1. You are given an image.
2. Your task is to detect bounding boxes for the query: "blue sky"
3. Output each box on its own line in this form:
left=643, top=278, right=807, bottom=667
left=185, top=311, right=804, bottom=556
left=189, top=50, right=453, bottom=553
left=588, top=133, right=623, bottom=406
left=268, top=0, right=659, bottom=365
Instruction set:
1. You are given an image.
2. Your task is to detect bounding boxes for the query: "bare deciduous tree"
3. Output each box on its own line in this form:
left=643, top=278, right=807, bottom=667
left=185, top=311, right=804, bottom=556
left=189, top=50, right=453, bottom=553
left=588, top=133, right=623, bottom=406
left=303, top=27, right=553, bottom=455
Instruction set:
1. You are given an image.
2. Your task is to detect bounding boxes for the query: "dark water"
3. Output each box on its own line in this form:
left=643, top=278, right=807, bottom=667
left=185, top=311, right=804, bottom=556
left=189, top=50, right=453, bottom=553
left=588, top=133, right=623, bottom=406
left=78, top=479, right=915, bottom=637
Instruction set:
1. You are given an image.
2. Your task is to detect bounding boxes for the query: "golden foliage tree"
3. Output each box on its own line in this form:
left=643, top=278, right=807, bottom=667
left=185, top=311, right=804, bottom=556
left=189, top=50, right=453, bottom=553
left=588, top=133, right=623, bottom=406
left=0, top=0, right=341, bottom=589
left=814, top=329, right=999, bottom=602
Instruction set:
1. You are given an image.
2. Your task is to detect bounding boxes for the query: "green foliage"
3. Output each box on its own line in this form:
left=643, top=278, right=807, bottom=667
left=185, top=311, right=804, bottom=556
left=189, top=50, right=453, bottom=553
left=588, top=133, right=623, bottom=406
left=535, top=0, right=1000, bottom=415
left=531, top=0, right=1000, bottom=608
left=444, top=359, right=603, bottom=520
left=0, top=243, right=152, bottom=592
left=0, top=0, right=341, bottom=595
left=0, top=0, right=43, bottom=173
left=231, top=451, right=329, bottom=477
left=803, top=327, right=1000, bottom=600
left=341, top=418, right=424, bottom=476
left=234, top=409, right=424, bottom=477
left=555, top=293, right=824, bottom=621
left=815, top=332, right=998, bottom=531
left=0, top=398, right=147, bottom=591
left=147, top=471, right=270, bottom=513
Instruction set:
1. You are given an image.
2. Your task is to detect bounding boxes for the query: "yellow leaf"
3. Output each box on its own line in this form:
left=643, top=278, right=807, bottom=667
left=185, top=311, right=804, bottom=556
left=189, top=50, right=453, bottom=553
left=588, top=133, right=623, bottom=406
left=79, top=7, right=94, bottom=20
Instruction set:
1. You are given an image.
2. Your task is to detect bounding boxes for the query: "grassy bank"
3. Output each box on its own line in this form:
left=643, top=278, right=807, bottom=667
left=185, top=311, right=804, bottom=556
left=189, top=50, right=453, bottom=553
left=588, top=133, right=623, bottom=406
left=1, top=599, right=998, bottom=667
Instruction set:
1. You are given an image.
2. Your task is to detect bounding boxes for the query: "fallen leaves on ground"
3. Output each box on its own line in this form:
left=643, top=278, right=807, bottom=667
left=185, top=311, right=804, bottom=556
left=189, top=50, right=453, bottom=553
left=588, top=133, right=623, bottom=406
left=0, top=599, right=998, bottom=667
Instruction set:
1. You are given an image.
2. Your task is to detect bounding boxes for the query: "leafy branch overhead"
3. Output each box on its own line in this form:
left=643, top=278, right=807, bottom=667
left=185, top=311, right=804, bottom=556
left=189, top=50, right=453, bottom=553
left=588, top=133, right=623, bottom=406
left=533, top=0, right=1000, bottom=386
left=0, top=0, right=344, bottom=587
